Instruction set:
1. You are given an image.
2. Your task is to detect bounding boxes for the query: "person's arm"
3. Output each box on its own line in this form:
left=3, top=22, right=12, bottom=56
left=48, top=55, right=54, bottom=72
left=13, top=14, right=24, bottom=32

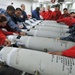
left=0, top=30, right=11, bottom=46
left=35, top=14, right=40, bottom=20
left=57, top=18, right=65, bottom=23
left=7, top=17, right=21, bottom=32
left=48, top=46, right=75, bottom=58
left=0, top=30, right=6, bottom=46
left=7, top=17, right=26, bottom=36
left=62, top=46, right=75, bottom=58
left=17, top=17, right=27, bottom=29
left=60, top=36, right=70, bottom=41
left=2, top=30, right=13, bottom=35
left=32, top=11, right=40, bottom=20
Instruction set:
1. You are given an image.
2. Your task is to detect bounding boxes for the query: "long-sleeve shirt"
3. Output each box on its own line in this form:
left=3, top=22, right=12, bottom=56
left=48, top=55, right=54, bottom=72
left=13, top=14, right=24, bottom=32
left=44, top=10, right=52, bottom=20
left=59, top=13, right=70, bottom=19
left=62, top=46, right=75, bottom=58
left=57, top=17, right=75, bottom=26
left=32, top=10, right=40, bottom=20
left=11, top=15, right=22, bottom=24
left=11, top=15, right=27, bottom=29
left=51, top=10, right=61, bottom=20
left=0, top=29, right=13, bottom=46
left=0, top=8, right=21, bottom=32
left=40, top=11, right=46, bottom=20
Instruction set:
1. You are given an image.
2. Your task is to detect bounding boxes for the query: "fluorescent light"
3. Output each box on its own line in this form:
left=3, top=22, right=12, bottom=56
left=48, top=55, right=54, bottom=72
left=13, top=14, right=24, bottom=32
left=38, top=0, right=44, bottom=2
left=65, top=2, right=72, bottom=4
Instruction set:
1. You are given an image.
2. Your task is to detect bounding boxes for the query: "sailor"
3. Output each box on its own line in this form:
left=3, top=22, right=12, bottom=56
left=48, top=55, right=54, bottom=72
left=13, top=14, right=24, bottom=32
left=32, top=7, right=41, bottom=20
left=20, top=4, right=28, bottom=22
left=57, top=12, right=75, bottom=28
left=40, top=7, right=46, bottom=20
left=0, top=5, right=26, bottom=36
left=44, top=5, right=52, bottom=20
left=11, top=8, right=27, bottom=29
left=59, top=8, right=70, bottom=19
left=0, top=15, right=14, bottom=46
left=51, top=5, right=61, bottom=20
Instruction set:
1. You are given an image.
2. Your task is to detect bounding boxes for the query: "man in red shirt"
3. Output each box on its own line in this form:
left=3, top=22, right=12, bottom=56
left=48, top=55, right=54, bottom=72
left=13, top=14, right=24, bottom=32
left=51, top=6, right=61, bottom=20
left=40, top=7, right=46, bottom=20
left=57, top=12, right=75, bottom=27
left=59, top=8, right=70, bottom=19
left=56, top=13, right=75, bottom=43
left=0, top=15, right=16, bottom=46
left=44, top=5, right=52, bottom=20
left=48, top=46, right=75, bottom=58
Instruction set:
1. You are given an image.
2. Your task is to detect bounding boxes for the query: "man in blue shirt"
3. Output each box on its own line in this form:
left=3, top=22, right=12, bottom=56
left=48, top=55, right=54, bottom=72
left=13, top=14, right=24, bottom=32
left=21, top=4, right=28, bottom=22
left=0, top=5, right=26, bottom=36
left=32, top=7, right=41, bottom=20
left=11, top=8, right=27, bottom=29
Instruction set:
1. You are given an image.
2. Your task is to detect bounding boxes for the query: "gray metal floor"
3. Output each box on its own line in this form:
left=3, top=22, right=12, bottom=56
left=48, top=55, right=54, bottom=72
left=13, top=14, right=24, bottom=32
left=0, top=63, right=33, bottom=75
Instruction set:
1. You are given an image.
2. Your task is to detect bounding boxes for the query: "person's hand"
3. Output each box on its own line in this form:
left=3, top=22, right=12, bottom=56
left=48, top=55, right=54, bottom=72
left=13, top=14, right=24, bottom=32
left=48, top=52, right=53, bottom=54
left=20, top=15, right=23, bottom=18
left=19, top=25, right=24, bottom=29
left=56, top=38, right=60, bottom=40
left=48, top=52, right=62, bottom=56
left=13, top=33, right=19, bottom=36
left=19, top=32, right=26, bottom=36
left=4, top=39, right=11, bottom=46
